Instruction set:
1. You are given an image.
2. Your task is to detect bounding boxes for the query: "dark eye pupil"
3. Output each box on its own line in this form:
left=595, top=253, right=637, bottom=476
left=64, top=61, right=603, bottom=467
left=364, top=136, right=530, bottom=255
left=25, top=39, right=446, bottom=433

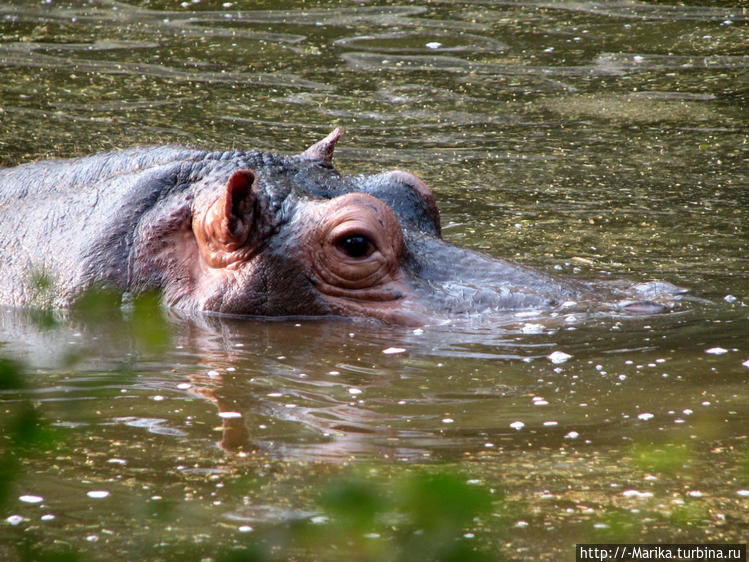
left=339, top=235, right=371, bottom=258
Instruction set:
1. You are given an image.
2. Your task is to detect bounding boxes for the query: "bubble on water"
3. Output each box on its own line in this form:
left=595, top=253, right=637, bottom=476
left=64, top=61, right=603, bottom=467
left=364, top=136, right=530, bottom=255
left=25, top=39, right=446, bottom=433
left=736, top=490, right=749, bottom=497
left=637, top=413, right=654, bottom=421
left=177, top=383, right=191, bottom=390
left=87, top=490, right=110, bottom=499
left=742, top=359, right=749, bottom=369
left=515, top=520, right=529, bottom=527
left=543, top=421, right=558, bottom=426
left=383, top=347, right=406, bottom=355
left=622, top=490, right=653, bottom=498
left=41, top=514, right=55, bottom=521
left=705, top=347, right=728, bottom=355
left=688, top=490, right=704, bottom=498
left=425, top=41, right=442, bottom=49
left=218, top=411, right=242, bottom=419
left=442, top=417, right=454, bottom=424
left=510, top=421, right=525, bottom=430
left=565, top=431, right=580, bottom=439
left=348, top=388, right=362, bottom=395
left=238, top=525, right=253, bottom=532
left=522, top=323, right=545, bottom=334
left=6, top=515, right=23, bottom=525
left=364, top=532, right=381, bottom=539
left=548, top=351, right=572, bottom=364
left=724, top=294, right=737, bottom=303
left=19, top=495, right=43, bottom=504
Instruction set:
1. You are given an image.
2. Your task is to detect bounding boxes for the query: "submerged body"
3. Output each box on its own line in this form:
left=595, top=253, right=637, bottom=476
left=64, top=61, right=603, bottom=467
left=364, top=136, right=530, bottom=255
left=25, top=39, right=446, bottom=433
left=0, top=129, right=678, bottom=324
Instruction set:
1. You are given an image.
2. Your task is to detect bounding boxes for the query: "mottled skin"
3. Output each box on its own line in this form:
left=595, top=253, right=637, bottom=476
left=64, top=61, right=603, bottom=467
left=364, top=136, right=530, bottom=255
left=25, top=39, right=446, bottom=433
left=0, top=129, right=674, bottom=324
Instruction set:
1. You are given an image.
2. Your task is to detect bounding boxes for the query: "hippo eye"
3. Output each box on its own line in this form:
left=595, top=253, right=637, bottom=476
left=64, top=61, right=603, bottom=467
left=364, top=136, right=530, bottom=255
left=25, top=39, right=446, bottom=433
left=337, top=234, right=373, bottom=259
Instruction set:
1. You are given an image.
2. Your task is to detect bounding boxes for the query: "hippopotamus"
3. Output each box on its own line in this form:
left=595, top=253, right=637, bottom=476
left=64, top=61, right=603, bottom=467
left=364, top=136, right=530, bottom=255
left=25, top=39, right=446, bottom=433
left=0, top=128, right=679, bottom=324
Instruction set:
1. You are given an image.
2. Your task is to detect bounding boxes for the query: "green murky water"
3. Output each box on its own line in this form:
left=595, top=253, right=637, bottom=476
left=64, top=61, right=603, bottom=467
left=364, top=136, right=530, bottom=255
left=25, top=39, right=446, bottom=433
left=1, top=1, right=747, bottom=560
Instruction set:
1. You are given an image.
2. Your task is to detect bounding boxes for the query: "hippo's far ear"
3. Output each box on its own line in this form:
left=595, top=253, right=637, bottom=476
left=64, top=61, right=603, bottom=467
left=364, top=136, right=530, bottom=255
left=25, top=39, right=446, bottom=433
left=299, top=127, right=344, bottom=163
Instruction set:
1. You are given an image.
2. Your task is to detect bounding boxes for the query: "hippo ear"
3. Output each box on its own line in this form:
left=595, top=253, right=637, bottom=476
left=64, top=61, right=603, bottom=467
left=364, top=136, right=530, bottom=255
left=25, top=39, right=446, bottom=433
left=198, top=169, right=258, bottom=257
left=218, top=169, right=257, bottom=250
left=299, top=127, right=344, bottom=163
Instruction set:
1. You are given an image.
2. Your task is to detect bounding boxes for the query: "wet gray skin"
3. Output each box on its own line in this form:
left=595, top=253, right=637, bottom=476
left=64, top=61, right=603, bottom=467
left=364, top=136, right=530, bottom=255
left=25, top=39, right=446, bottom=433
left=0, top=128, right=680, bottom=324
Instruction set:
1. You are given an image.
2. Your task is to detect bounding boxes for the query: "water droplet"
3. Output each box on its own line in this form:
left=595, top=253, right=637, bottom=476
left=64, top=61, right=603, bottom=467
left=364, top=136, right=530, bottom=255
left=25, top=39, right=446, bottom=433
left=548, top=351, right=572, bottom=364
left=622, top=490, right=653, bottom=498
left=19, top=495, right=43, bottom=504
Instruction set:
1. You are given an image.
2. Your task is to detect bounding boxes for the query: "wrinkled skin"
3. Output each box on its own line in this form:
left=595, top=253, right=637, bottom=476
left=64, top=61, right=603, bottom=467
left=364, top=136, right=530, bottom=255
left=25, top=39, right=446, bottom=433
left=0, top=128, right=680, bottom=324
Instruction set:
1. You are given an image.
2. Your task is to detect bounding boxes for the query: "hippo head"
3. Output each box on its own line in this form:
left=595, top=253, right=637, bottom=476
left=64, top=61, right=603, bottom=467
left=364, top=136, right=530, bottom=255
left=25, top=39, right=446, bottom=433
left=177, top=128, right=667, bottom=324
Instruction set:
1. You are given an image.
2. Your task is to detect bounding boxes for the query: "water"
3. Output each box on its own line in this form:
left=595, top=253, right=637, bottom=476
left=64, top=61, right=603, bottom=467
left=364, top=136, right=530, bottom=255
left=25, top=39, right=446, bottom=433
left=1, top=1, right=747, bottom=560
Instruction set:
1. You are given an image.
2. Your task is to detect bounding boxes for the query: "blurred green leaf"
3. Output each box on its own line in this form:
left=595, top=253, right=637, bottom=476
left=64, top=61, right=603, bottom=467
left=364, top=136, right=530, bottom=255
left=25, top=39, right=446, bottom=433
left=131, top=291, right=171, bottom=353
left=0, top=357, right=24, bottom=390
left=630, top=441, right=690, bottom=474
left=397, top=472, right=492, bottom=534
left=321, top=477, right=385, bottom=532
left=73, top=286, right=123, bottom=320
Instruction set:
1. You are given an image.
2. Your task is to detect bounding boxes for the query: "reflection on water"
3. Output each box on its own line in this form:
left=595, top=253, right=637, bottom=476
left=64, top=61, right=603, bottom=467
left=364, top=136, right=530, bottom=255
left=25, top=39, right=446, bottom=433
left=1, top=0, right=747, bottom=558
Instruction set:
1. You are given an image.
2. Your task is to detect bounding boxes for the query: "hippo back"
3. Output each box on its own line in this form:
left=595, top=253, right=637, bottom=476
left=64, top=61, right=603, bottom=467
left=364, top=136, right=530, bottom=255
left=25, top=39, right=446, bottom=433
left=0, top=147, right=205, bottom=306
